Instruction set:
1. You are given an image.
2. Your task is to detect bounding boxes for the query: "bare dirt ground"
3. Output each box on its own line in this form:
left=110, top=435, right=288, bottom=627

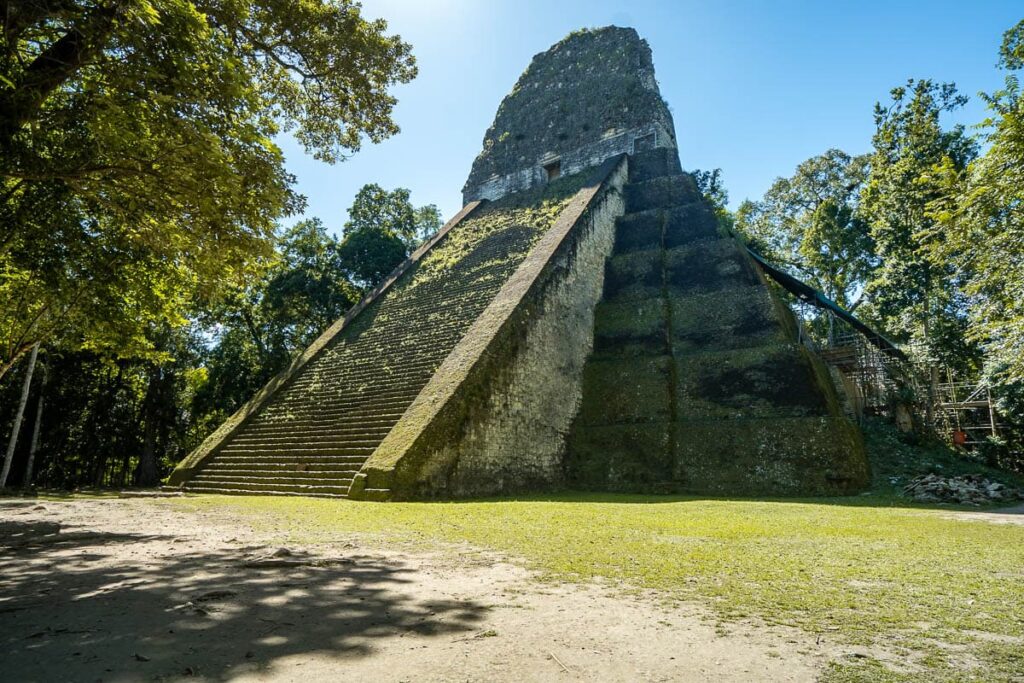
left=946, top=502, right=1024, bottom=526
left=2, top=497, right=876, bottom=682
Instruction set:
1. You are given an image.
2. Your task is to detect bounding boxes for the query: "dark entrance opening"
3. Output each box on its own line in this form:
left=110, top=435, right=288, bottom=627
left=543, top=160, right=561, bottom=181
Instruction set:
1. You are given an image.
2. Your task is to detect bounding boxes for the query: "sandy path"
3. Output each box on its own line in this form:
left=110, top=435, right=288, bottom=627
left=947, top=502, right=1024, bottom=526
left=1, top=497, right=841, bottom=682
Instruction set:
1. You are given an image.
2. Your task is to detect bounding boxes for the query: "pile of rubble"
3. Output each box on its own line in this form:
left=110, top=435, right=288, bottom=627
left=903, top=473, right=1023, bottom=506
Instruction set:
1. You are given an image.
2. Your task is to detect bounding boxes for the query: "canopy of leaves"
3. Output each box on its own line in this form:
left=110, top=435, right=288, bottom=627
left=0, top=0, right=416, bottom=379
left=926, top=20, right=1024, bottom=384
left=860, top=79, right=979, bottom=367
left=735, top=149, right=874, bottom=310
left=337, top=183, right=441, bottom=287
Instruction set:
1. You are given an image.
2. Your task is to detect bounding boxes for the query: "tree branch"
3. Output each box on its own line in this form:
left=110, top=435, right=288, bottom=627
left=0, top=1, right=122, bottom=147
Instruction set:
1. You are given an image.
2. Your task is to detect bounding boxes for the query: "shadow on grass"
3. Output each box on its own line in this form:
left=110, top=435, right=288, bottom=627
left=0, top=517, right=486, bottom=681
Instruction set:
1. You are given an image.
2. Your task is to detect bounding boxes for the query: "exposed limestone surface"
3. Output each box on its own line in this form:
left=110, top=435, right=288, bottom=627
left=463, top=27, right=675, bottom=203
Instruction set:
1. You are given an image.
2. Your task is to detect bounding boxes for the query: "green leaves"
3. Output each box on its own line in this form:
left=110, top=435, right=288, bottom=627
left=0, top=0, right=416, bottom=377
left=859, top=79, right=979, bottom=367
left=337, top=183, right=441, bottom=288
left=735, top=149, right=873, bottom=311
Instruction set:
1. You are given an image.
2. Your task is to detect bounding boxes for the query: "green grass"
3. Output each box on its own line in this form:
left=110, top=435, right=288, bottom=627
left=163, top=421, right=1024, bottom=680
left=172, top=491, right=1024, bottom=682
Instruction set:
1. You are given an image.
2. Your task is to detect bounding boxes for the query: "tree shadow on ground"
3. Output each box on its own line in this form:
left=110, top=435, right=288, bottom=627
left=0, top=518, right=487, bottom=681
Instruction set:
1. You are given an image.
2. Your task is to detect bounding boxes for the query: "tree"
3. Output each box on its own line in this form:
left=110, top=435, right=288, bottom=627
left=691, top=168, right=732, bottom=230
left=736, top=150, right=874, bottom=310
left=337, top=184, right=441, bottom=288
left=263, top=219, right=359, bottom=349
left=0, top=0, right=417, bottom=380
left=860, top=80, right=979, bottom=367
left=1, top=342, right=38, bottom=487
left=926, top=20, right=1024, bottom=383
left=344, top=183, right=442, bottom=247
left=194, top=218, right=357, bottom=418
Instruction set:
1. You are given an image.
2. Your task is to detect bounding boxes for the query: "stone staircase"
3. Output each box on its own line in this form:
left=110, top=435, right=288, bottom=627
left=182, top=191, right=570, bottom=497
left=567, top=148, right=866, bottom=495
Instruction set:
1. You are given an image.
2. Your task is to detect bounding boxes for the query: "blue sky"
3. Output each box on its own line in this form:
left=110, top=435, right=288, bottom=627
left=278, top=1, right=1023, bottom=234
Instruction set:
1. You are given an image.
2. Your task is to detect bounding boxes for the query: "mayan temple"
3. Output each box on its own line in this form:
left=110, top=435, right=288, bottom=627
left=168, top=27, right=869, bottom=500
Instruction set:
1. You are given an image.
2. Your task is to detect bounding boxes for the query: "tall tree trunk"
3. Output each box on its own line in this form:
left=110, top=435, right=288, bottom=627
left=1, top=341, right=39, bottom=487
left=90, top=365, right=120, bottom=487
left=22, top=363, right=46, bottom=488
left=133, top=365, right=161, bottom=487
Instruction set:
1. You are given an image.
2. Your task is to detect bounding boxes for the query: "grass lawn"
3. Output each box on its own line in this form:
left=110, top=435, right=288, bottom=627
left=173, top=491, right=1024, bottom=682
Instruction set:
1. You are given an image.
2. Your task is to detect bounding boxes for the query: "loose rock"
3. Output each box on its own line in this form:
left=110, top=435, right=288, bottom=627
left=903, top=474, right=1023, bottom=506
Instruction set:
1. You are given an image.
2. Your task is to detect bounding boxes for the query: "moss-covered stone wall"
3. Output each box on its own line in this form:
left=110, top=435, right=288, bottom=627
left=351, top=157, right=628, bottom=499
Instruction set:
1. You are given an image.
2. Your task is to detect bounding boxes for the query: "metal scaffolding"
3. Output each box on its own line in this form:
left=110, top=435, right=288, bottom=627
left=789, top=299, right=1004, bottom=449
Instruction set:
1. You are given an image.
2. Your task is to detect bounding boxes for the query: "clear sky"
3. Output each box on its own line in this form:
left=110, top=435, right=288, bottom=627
left=278, top=0, right=1023, bottom=234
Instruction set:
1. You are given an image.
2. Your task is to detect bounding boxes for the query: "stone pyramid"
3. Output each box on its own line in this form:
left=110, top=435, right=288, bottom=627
left=169, top=27, right=868, bottom=500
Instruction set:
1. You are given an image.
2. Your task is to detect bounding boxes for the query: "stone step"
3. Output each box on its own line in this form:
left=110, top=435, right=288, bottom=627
left=625, top=175, right=700, bottom=212
left=256, top=406, right=411, bottom=423
left=663, top=238, right=761, bottom=297
left=244, top=414, right=401, bottom=429
left=201, top=462, right=365, bottom=473
left=289, top=356, right=445, bottom=382
left=673, top=343, right=833, bottom=420
left=628, top=147, right=683, bottom=183
left=602, top=248, right=663, bottom=302
left=219, top=444, right=378, bottom=456
left=591, top=298, right=668, bottom=358
left=228, top=429, right=392, bottom=445
left=667, top=285, right=790, bottom=356
left=614, top=211, right=663, bottom=254
left=191, top=472, right=360, bottom=487
left=183, top=481, right=351, bottom=497
left=234, top=430, right=393, bottom=445
left=589, top=284, right=786, bottom=360
left=223, top=438, right=382, bottom=451
left=267, top=385, right=424, bottom=405
left=208, top=454, right=369, bottom=465
left=664, top=202, right=719, bottom=247
left=287, top=368, right=434, bottom=391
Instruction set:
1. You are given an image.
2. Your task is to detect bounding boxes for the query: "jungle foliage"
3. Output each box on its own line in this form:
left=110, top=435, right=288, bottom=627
left=735, top=19, right=1024, bottom=470
left=0, top=0, right=416, bottom=380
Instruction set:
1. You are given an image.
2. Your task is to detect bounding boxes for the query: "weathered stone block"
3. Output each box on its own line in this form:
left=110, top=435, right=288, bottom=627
left=576, top=355, right=673, bottom=425
left=614, top=210, right=662, bottom=253
left=669, top=287, right=787, bottom=355
left=664, top=239, right=760, bottom=296
left=673, top=345, right=831, bottom=419
left=628, top=147, right=683, bottom=183
left=603, top=249, right=662, bottom=302
left=593, top=299, right=667, bottom=357
left=566, top=421, right=675, bottom=490
left=625, top=175, right=700, bottom=212
left=664, top=202, right=718, bottom=248
left=674, top=416, right=869, bottom=495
